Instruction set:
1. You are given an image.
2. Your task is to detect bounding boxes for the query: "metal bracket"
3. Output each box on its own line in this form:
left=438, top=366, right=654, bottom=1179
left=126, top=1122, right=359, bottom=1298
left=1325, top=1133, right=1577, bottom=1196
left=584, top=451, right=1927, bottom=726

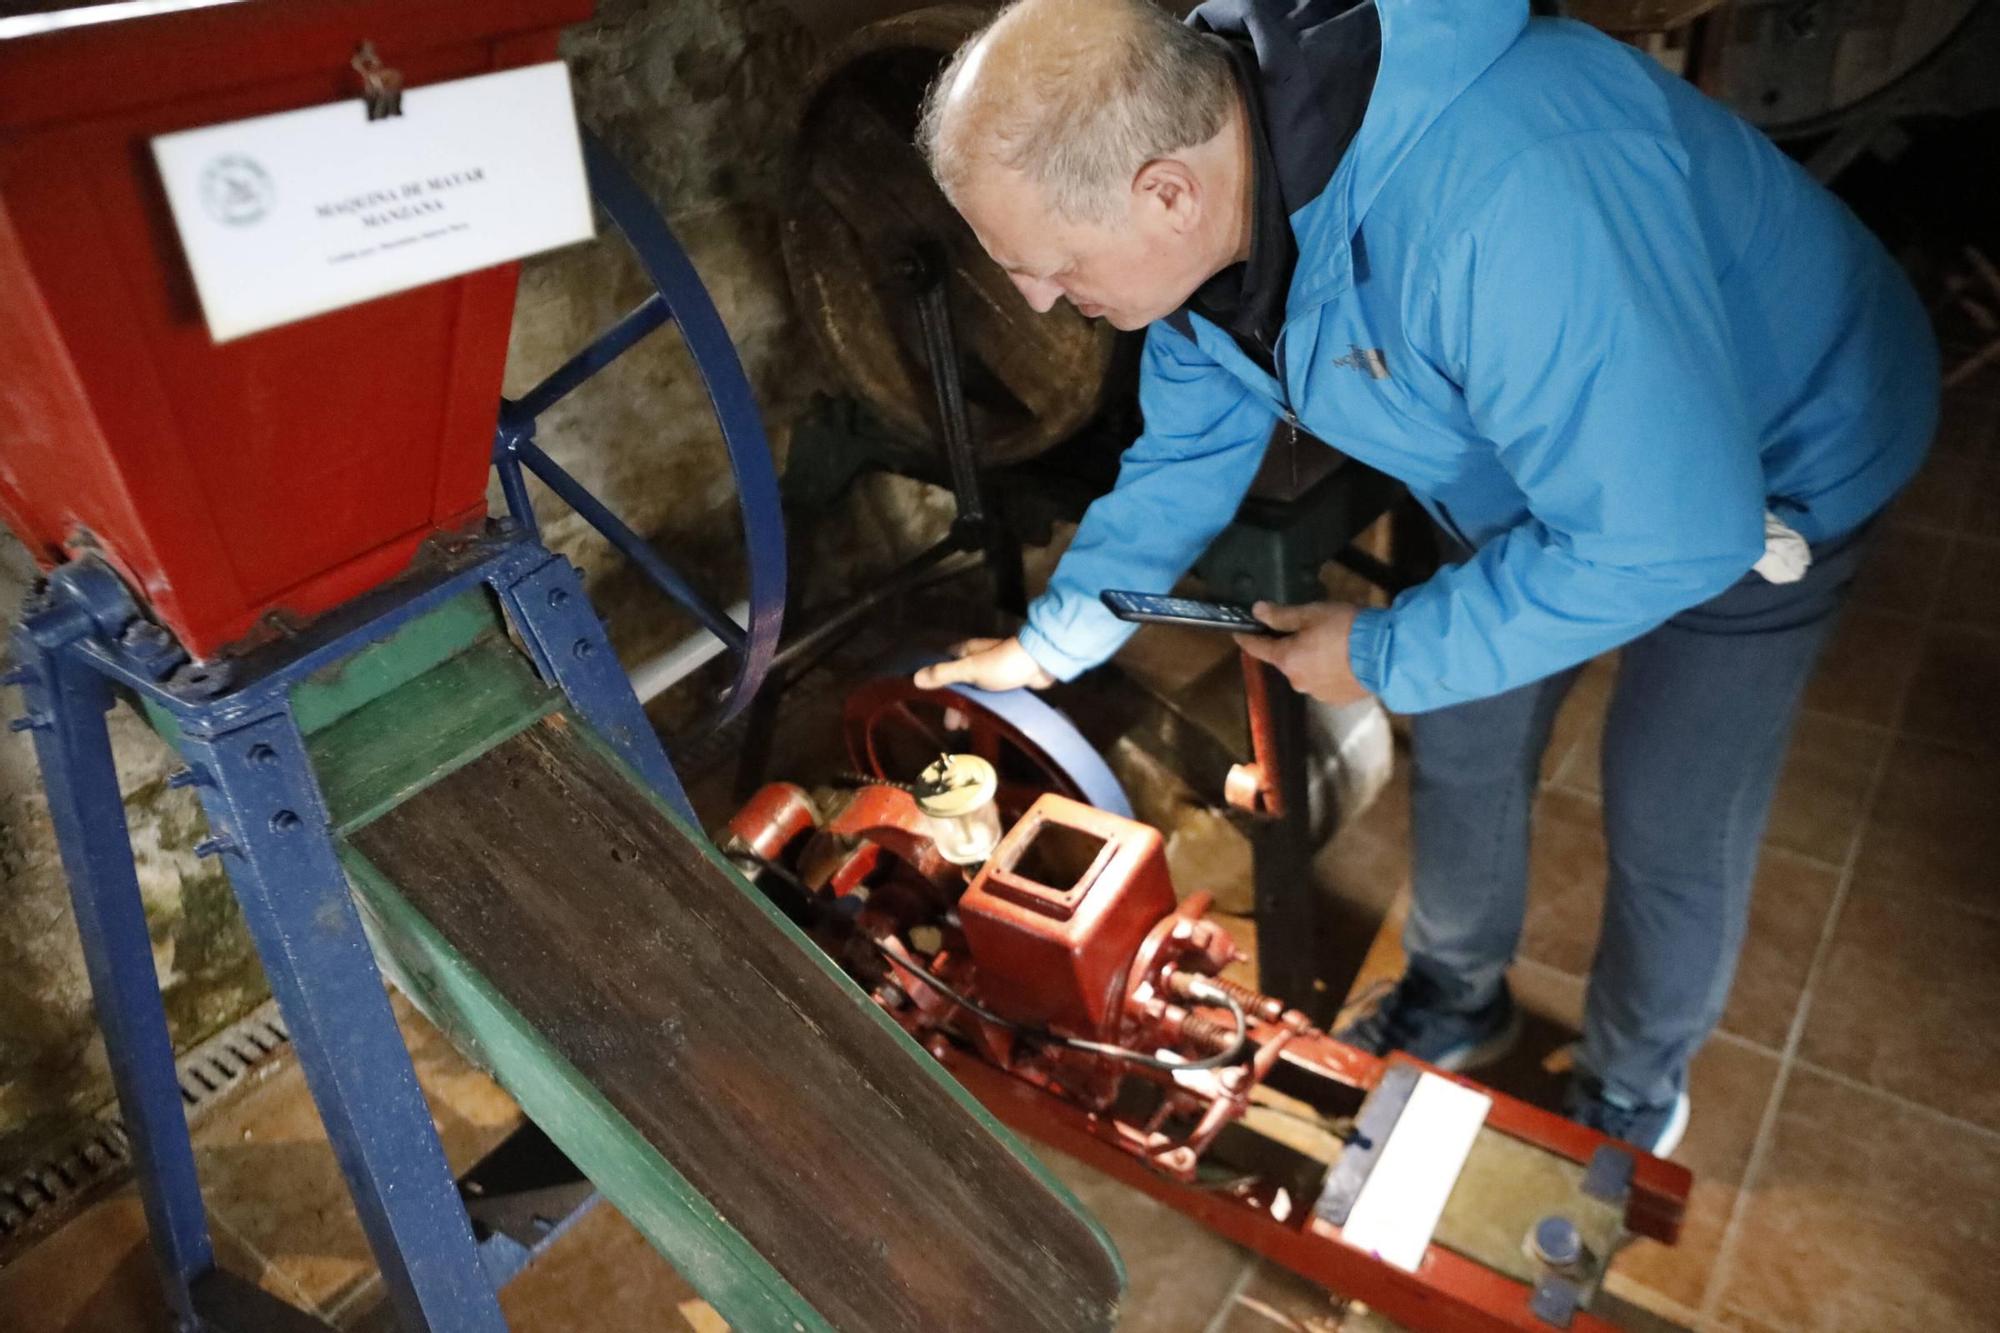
left=1312, top=1064, right=1421, bottom=1227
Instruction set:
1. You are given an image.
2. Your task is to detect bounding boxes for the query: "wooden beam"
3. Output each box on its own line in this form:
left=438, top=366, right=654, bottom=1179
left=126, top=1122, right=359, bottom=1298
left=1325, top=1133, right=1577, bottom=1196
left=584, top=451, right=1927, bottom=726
left=343, top=715, right=1125, bottom=1333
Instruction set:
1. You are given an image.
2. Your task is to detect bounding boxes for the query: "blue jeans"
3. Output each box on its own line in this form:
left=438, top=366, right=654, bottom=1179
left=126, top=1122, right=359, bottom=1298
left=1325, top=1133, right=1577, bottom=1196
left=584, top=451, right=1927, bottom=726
left=1405, top=524, right=1871, bottom=1107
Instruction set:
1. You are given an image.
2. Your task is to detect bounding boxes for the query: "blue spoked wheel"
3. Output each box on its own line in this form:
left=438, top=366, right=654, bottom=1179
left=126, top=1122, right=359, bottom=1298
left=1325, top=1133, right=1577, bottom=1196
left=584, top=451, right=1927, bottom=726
left=492, top=132, right=785, bottom=726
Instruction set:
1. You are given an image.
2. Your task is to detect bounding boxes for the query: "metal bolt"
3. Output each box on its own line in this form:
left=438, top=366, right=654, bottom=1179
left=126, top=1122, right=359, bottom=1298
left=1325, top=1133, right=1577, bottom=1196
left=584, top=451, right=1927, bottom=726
left=1531, top=1214, right=1584, bottom=1270
left=1, top=665, right=35, bottom=687
left=246, top=743, right=279, bottom=766
left=192, top=836, right=234, bottom=859
left=167, top=767, right=207, bottom=789
left=548, top=587, right=569, bottom=608
left=8, top=716, right=47, bottom=733
left=571, top=638, right=594, bottom=660
left=269, top=810, right=302, bottom=833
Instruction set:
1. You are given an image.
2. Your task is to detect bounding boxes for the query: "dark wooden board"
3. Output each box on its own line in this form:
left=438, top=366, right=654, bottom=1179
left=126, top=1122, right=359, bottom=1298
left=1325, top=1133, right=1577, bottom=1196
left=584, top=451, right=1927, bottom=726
left=349, top=716, right=1123, bottom=1333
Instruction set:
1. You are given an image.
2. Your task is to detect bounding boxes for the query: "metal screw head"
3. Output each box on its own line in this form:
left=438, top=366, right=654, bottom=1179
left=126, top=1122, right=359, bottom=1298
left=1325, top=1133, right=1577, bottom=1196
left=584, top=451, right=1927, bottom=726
left=548, top=587, right=570, bottom=608
left=1531, top=1214, right=1584, bottom=1269
left=246, top=743, right=279, bottom=766
left=269, top=810, right=302, bottom=833
left=571, top=638, right=594, bottom=660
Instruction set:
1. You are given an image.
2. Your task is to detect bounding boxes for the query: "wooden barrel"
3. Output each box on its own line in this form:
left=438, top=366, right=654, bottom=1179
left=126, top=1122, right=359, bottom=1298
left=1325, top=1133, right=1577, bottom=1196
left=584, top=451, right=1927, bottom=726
left=1708, top=0, right=1983, bottom=136
left=781, top=5, right=1116, bottom=467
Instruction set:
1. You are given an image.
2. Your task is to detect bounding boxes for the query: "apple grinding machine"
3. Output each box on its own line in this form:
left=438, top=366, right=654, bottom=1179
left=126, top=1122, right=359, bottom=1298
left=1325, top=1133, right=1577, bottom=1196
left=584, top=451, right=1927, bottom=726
left=0, top=3, right=1690, bottom=1331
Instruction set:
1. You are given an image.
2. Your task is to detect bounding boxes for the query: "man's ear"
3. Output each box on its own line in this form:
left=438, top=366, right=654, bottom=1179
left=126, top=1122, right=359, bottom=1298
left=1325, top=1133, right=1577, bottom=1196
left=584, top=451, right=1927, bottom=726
left=1133, top=158, right=1201, bottom=233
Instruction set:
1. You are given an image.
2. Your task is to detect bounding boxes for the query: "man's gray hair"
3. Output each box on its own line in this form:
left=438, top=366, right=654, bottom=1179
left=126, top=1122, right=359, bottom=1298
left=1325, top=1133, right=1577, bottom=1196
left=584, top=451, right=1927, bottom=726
left=918, top=0, right=1235, bottom=225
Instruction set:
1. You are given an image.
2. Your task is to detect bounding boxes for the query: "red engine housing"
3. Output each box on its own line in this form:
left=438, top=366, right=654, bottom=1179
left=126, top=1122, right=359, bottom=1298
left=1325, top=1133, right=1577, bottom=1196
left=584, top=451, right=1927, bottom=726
left=957, top=795, right=1176, bottom=1041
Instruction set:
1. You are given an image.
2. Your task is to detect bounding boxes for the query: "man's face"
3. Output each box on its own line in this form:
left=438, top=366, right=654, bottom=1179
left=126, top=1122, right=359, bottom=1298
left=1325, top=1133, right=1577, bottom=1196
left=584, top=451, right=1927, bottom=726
left=954, top=164, right=1211, bottom=331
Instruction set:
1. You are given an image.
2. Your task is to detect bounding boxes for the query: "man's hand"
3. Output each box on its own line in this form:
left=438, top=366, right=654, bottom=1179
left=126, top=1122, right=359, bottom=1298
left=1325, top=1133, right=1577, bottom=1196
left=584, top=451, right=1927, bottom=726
left=1234, top=601, right=1372, bottom=707
left=912, top=636, right=1055, bottom=692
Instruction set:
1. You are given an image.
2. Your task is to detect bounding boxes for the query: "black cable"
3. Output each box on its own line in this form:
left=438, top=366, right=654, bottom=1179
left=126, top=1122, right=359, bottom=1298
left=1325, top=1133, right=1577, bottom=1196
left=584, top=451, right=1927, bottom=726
left=867, top=936, right=1249, bottom=1073
left=734, top=847, right=1251, bottom=1070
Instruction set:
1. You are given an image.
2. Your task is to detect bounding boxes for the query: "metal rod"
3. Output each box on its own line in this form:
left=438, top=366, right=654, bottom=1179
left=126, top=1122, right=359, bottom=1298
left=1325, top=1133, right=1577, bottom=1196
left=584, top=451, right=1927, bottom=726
left=14, top=629, right=216, bottom=1325
left=512, top=293, right=673, bottom=421
left=770, top=539, right=974, bottom=675
left=493, top=450, right=540, bottom=539
left=629, top=599, right=750, bottom=704
left=507, top=436, right=747, bottom=654
left=909, top=249, right=986, bottom=529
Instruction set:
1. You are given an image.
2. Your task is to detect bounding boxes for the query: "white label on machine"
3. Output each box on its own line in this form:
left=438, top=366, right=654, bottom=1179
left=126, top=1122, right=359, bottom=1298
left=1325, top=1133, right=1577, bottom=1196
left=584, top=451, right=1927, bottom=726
left=151, top=62, right=593, bottom=343
left=1339, top=1072, right=1492, bottom=1273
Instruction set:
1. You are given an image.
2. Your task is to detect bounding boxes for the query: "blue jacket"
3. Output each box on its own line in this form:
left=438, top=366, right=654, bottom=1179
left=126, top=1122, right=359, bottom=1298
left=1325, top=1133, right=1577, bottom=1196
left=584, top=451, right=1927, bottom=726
left=1016, top=0, right=1938, bottom=712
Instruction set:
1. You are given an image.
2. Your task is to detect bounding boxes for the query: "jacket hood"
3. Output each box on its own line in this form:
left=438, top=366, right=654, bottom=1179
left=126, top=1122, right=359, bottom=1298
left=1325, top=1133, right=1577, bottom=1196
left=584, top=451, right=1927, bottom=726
left=1188, top=0, right=1529, bottom=312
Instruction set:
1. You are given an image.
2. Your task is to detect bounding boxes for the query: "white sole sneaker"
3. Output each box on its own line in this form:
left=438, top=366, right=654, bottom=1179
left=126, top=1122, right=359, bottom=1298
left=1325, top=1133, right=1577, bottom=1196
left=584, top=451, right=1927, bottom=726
left=1430, top=1006, right=1525, bottom=1074
left=1649, top=1091, right=1691, bottom=1158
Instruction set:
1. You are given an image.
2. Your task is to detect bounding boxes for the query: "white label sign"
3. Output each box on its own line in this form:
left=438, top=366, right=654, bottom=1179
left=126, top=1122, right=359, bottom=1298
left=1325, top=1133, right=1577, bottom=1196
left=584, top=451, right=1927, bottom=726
left=151, top=62, right=594, bottom=343
left=1339, top=1072, right=1492, bottom=1273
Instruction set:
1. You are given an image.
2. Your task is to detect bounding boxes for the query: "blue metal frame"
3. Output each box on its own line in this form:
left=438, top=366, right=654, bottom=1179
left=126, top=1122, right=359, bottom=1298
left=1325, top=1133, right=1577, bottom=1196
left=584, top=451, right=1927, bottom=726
left=6, top=532, right=701, bottom=1332
left=1, top=132, right=783, bottom=1330
left=493, top=131, right=787, bottom=730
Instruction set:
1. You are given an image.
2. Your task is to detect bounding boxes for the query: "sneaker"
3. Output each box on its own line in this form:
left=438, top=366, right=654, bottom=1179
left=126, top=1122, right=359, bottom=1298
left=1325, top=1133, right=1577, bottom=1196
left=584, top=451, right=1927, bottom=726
left=1335, top=972, right=1522, bottom=1072
left=1564, top=1075, right=1691, bottom=1158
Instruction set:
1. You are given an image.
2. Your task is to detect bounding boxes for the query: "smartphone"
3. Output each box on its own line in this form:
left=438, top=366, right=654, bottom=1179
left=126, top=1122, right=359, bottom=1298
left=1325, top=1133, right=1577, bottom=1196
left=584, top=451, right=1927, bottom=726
left=1099, top=589, right=1282, bottom=635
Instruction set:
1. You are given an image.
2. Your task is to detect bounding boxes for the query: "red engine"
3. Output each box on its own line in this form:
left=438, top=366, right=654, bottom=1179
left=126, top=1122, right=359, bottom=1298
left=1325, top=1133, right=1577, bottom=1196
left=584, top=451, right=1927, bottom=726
left=722, top=705, right=1694, bottom=1331
left=957, top=795, right=1178, bottom=1040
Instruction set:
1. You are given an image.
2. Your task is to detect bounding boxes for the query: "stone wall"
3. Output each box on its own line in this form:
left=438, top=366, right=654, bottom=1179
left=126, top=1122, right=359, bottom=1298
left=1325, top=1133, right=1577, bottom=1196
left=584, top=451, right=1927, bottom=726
left=0, top=0, right=871, bottom=1167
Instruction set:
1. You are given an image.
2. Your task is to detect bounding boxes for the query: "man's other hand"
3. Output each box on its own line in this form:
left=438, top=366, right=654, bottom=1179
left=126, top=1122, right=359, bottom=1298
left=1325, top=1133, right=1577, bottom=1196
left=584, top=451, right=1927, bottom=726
left=1234, top=601, right=1372, bottom=708
left=912, top=637, right=1056, bottom=692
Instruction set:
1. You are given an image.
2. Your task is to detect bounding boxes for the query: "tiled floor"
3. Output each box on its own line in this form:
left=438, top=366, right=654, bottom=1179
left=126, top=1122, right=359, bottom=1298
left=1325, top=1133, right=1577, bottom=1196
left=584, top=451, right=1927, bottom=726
left=1483, top=369, right=2000, bottom=1331
left=3, top=378, right=1996, bottom=1331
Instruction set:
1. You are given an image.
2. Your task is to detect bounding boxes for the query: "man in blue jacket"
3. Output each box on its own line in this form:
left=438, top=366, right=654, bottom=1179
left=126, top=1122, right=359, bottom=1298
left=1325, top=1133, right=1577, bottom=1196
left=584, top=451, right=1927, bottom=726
left=912, top=0, right=1936, bottom=1153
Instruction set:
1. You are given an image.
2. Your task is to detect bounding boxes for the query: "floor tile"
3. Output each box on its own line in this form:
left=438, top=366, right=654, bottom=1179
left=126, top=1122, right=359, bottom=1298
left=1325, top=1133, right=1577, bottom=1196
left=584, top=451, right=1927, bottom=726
left=190, top=993, right=522, bottom=1314
left=0, top=1191, right=169, bottom=1333
left=1599, top=1037, right=1780, bottom=1314
left=1479, top=961, right=1588, bottom=1118
left=1030, top=1145, right=1252, bottom=1333
left=1712, top=1066, right=2000, bottom=1331
left=1587, top=1288, right=1697, bottom=1332
left=1886, top=451, right=1977, bottom=533
left=1209, top=1259, right=1346, bottom=1333
left=1847, top=523, right=1950, bottom=617
left=1500, top=688, right=1885, bottom=871
left=342, top=1202, right=715, bottom=1333
left=1761, top=712, right=1886, bottom=866
left=1796, top=892, right=2000, bottom=1132
left=1516, top=796, right=1838, bottom=1054
left=1932, top=385, right=2000, bottom=460
left=1851, top=735, right=2000, bottom=917
left=1337, top=892, right=1409, bottom=1011
left=1717, top=852, right=1839, bottom=1052
left=1312, top=766, right=1411, bottom=922
left=1963, top=461, right=2000, bottom=540
left=0, top=1189, right=290, bottom=1333
left=1800, top=609, right=1925, bottom=729
left=1518, top=789, right=1608, bottom=978
left=499, top=1200, right=709, bottom=1331
left=1705, top=1305, right=1791, bottom=1332
left=1935, top=538, right=2000, bottom=632
left=1447, top=962, right=1776, bottom=1325
left=1899, top=625, right=2000, bottom=757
